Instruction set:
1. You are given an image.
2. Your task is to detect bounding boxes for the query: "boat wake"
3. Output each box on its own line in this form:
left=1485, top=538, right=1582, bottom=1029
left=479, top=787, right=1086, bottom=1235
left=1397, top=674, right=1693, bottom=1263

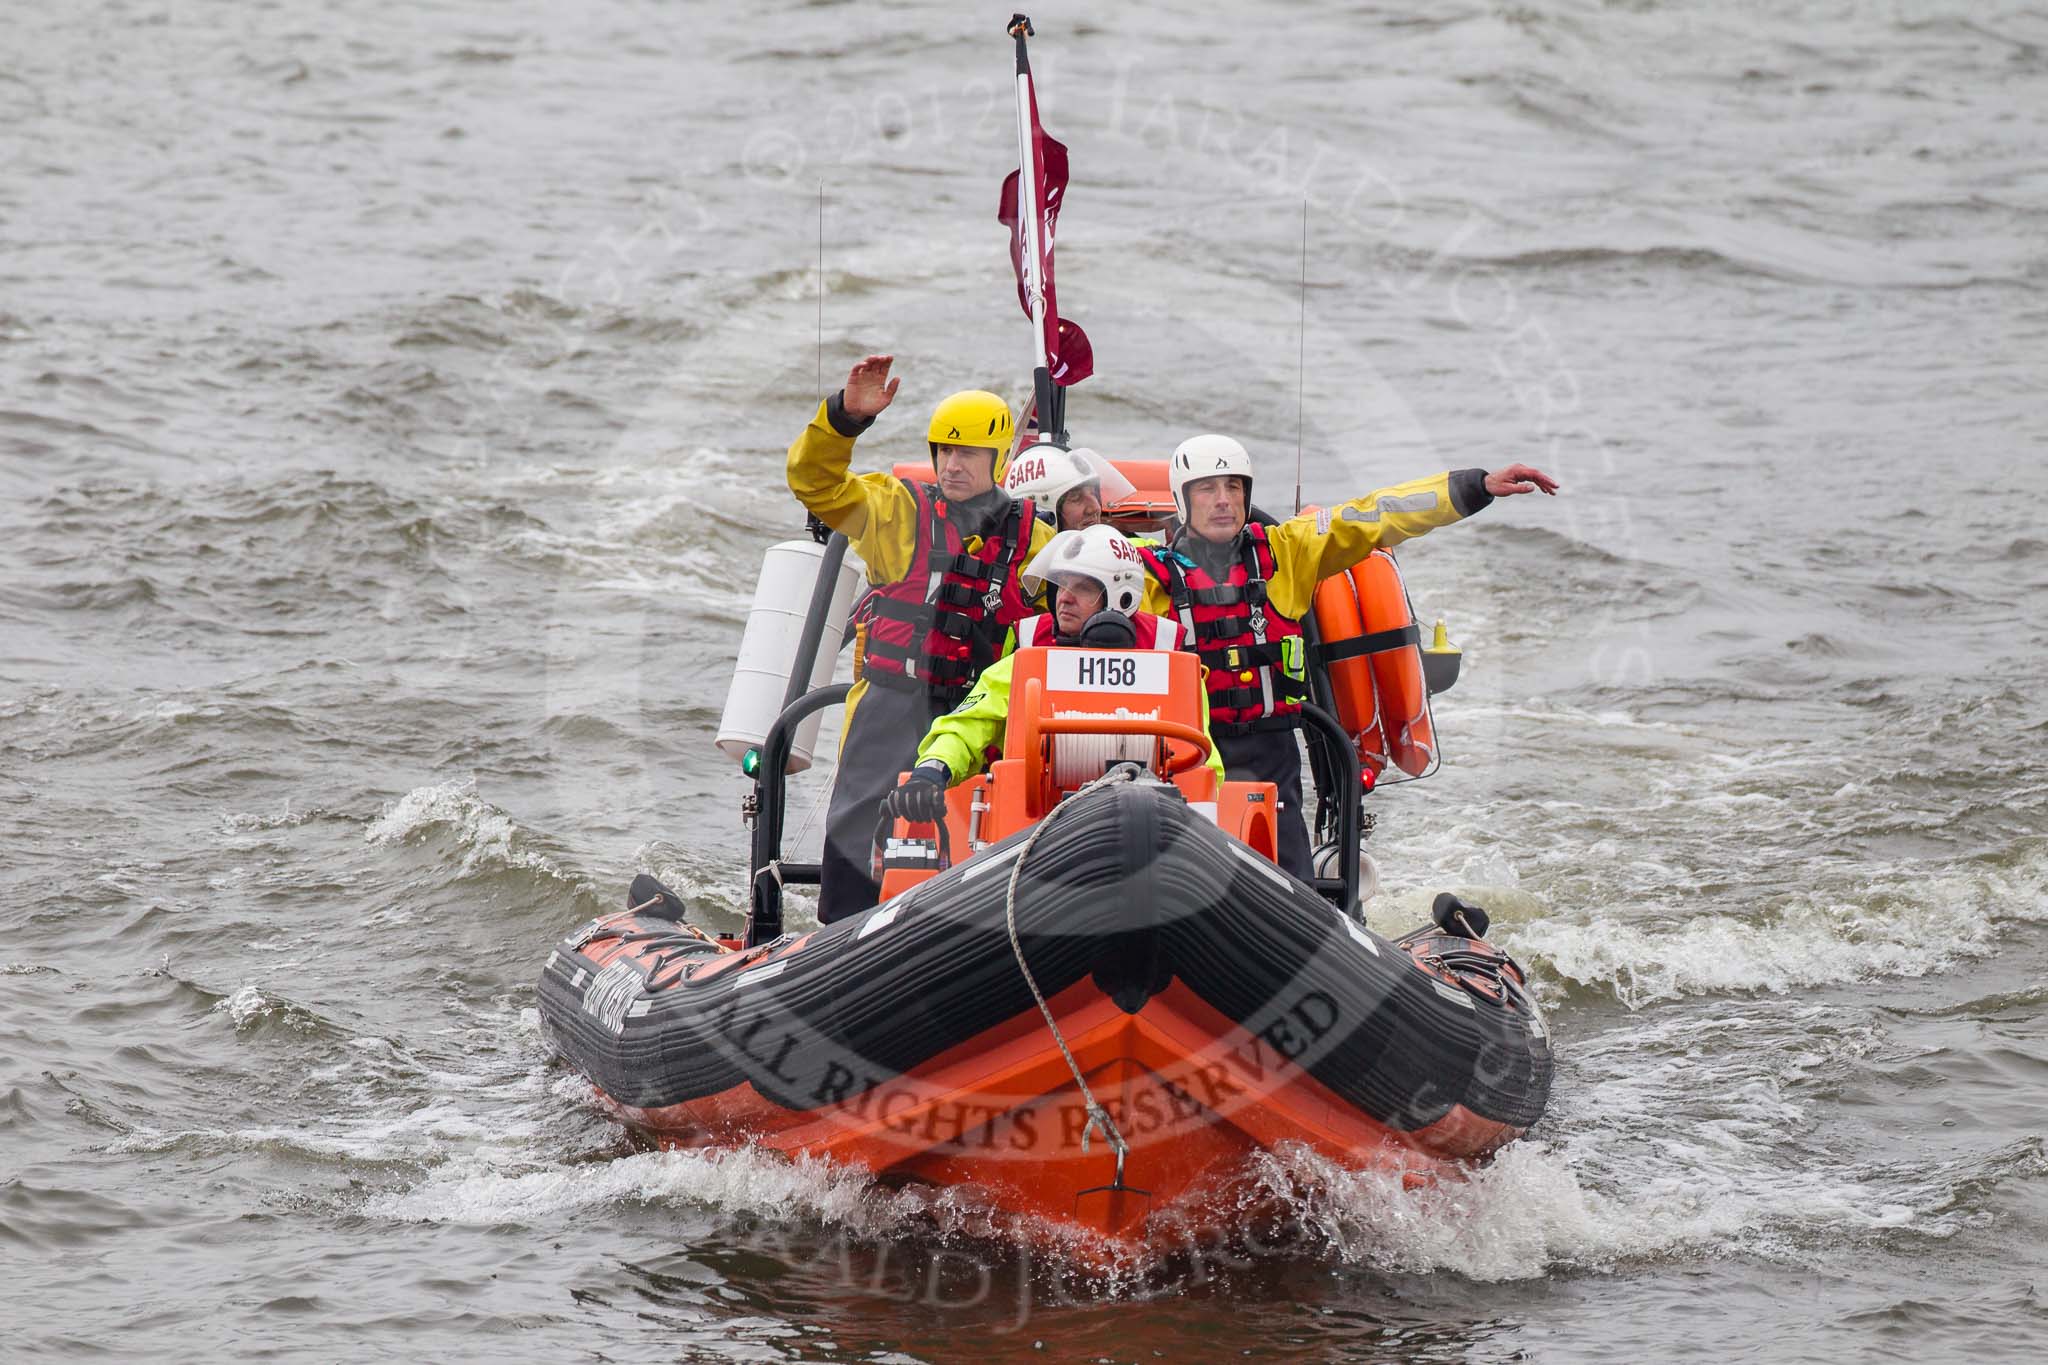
left=364, top=1142, right=921, bottom=1236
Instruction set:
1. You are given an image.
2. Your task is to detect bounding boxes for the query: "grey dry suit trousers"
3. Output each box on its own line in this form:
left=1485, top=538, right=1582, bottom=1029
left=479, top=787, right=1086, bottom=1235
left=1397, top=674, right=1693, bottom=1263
left=817, top=679, right=946, bottom=924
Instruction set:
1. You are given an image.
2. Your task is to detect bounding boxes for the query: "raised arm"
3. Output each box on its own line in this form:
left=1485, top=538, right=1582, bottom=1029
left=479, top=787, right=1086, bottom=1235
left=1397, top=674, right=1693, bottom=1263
left=786, top=354, right=918, bottom=582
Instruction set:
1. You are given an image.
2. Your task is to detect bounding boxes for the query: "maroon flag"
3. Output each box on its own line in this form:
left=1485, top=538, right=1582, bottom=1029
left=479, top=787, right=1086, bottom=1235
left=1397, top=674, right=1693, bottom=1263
left=998, top=75, right=1093, bottom=386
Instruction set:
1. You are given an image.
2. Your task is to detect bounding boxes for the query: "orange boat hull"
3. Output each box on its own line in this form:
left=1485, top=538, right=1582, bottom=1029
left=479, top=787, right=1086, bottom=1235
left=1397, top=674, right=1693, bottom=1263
left=545, top=784, right=1548, bottom=1251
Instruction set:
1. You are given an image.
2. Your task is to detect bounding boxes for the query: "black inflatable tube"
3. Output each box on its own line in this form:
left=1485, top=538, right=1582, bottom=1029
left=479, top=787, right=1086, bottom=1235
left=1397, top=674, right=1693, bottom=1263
left=544, top=780, right=1550, bottom=1134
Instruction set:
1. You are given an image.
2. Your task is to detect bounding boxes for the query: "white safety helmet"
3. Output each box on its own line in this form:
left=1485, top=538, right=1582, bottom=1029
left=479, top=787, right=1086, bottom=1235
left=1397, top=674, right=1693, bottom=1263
left=1020, top=523, right=1147, bottom=617
left=1168, top=434, right=1253, bottom=524
left=1004, top=445, right=1137, bottom=521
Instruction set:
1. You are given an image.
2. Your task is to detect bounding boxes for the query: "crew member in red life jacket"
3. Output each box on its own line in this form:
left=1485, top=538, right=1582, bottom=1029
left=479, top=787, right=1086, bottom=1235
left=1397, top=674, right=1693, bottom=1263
left=1001, top=444, right=1137, bottom=532
left=883, top=525, right=1223, bottom=821
left=1134, top=435, right=1560, bottom=880
left=788, top=353, right=1057, bottom=923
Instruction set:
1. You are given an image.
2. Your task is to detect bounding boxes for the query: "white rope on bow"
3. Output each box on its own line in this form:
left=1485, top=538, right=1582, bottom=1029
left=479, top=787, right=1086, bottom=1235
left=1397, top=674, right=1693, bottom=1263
left=1002, top=764, right=1139, bottom=1169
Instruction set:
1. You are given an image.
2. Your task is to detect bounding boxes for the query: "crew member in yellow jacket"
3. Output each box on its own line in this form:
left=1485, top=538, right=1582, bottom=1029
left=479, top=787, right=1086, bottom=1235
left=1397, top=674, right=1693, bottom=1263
left=788, top=353, right=1056, bottom=922
left=1133, top=435, right=1561, bottom=879
left=881, top=524, right=1224, bottom=825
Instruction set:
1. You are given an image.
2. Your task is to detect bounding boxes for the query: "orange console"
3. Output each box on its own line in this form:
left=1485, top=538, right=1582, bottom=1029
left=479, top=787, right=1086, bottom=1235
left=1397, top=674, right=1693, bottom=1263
left=878, top=646, right=1277, bottom=901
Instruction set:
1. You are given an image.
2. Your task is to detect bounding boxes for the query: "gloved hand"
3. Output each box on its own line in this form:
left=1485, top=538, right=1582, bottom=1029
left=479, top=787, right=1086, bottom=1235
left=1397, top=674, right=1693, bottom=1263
left=881, top=762, right=950, bottom=824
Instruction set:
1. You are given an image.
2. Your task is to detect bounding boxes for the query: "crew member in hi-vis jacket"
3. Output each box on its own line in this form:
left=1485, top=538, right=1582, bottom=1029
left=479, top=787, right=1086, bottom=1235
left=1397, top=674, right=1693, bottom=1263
left=1134, top=435, right=1560, bottom=879
left=787, top=354, right=1055, bottom=922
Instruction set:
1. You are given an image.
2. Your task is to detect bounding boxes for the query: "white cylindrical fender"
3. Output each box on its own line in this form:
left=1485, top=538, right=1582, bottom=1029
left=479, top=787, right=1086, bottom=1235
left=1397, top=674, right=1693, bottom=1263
left=716, top=540, right=863, bottom=773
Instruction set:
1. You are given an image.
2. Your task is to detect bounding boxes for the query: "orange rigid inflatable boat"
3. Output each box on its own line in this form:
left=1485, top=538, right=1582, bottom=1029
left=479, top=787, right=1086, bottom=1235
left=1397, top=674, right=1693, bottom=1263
left=537, top=485, right=1552, bottom=1251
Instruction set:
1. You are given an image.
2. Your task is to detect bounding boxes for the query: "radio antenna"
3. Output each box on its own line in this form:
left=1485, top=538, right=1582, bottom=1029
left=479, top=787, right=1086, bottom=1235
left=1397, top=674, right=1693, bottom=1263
left=1294, top=197, right=1307, bottom=516
left=816, top=183, right=825, bottom=400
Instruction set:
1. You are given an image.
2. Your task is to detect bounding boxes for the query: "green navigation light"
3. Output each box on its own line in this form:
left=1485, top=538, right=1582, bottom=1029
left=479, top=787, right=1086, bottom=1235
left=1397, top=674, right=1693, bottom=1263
left=741, top=748, right=761, bottom=777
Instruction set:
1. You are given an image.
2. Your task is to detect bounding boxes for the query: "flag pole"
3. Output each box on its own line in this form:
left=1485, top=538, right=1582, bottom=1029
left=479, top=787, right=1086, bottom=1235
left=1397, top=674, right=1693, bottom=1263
left=1007, top=13, right=1063, bottom=445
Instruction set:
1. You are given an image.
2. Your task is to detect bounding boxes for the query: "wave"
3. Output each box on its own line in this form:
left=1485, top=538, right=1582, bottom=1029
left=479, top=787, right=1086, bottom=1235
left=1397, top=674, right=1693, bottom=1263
left=1467, top=1004, right=2036, bottom=1272
left=1462, top=242, right=1738, bottom=273
left=102, top=1103, right=513, bottom=1169
left=0, top=407, right=161, bottom=459
left=208, top=982, right=334, bottom=1037
left=362, top=1044, right=2016, bottom=1288
left=0, top=574, right=161, bottom=614
left=336, top=360, right=470, bottom=433
left=364, top=778, right=570, bottom=884
left=97, top=1001, right=572, bottom=1168
left=1463, top=521, right=1636, bottom=568
left=365, top=1144, right=908, bottom=1231
left=392, top=296, right=517, bottom=351
left=441, top=47, right=519, bottom=66
left=386, top=290, right=706, bottom=365
left=1447, top=212, right=1998, bottom=289
left=8, top=473, right=566, bottom=641
left=1195, top=1004, right=2005, bottom=1285
left=1238, top=1140, right=1764, bottom=1281
left=744, top=265, right=893, bottom=304
left=24, top=472, right=439, bottom=546
left=1507, top=844, right=2048, bottom=1007
left=0, top=1181, right=152, bottom=1252
left=216, top=799, right=327, bottom=834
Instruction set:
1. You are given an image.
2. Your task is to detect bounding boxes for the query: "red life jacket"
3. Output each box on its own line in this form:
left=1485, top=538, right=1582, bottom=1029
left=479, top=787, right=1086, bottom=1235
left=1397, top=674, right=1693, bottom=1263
left=1136, top=525, right=1307, bottom=733
left=857, top=481, right=1038, bottom=710
left=1014, top=612, right=1184, bottom=651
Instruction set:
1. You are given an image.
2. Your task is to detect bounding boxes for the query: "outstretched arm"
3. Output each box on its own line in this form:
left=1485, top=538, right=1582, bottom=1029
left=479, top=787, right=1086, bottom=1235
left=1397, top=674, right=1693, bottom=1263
left=1262, top=470, right=1464, bottom=618
left=1263, top=464, right=1560, bottom=619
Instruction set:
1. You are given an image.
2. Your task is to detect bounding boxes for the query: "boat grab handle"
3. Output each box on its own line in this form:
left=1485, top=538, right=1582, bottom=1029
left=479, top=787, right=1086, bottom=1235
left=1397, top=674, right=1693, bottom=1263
left=870, top=809, right=953, bottom=879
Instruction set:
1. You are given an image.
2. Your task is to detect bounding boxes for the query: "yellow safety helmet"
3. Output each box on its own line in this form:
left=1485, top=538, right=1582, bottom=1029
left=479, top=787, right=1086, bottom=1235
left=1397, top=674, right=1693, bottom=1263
left=926, top=390, right=1015, bottom=479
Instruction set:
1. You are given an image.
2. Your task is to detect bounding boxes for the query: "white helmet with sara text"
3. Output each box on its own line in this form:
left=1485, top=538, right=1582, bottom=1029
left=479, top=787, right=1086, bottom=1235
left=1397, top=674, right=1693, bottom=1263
left=1168, top=434, right=1253, bottom=523
left=1019, top=523, right=1146, bottom=617
left=1004, top=445, right=1137, bottom=519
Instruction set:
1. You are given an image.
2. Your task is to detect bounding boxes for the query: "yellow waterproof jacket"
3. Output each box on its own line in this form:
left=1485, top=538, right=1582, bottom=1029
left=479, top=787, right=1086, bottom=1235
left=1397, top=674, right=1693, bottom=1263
left=915, top=631, right=1229, bottom=787
left=786, top=396, right=1056, bottom=587
left=1139, top=469, right=1485, bottom=622
left=787, top=397, right=1056, bottom=735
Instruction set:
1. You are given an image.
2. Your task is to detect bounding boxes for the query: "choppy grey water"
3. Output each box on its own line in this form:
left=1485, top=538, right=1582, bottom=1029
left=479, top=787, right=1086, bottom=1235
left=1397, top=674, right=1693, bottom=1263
left=4, top=1, right=2045, bottom=1360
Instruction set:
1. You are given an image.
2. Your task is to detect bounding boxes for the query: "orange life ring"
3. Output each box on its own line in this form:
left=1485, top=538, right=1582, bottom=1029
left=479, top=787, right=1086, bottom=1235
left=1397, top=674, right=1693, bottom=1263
left=1311, top=549, right=1436, bottom=778
left=1312, top=566, right=1387, bottom=774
